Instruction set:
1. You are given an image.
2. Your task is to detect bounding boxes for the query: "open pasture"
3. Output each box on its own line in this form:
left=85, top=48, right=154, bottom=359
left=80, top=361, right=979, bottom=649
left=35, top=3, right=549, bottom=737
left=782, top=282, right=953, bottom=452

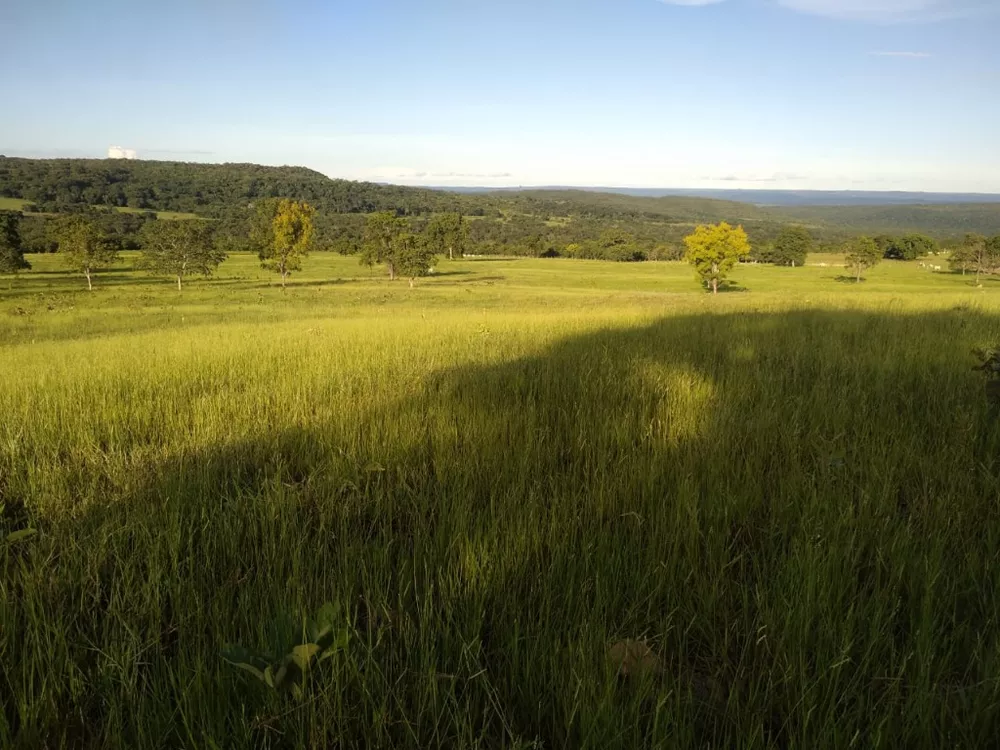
left=2, top=253, right=1000, bottom=748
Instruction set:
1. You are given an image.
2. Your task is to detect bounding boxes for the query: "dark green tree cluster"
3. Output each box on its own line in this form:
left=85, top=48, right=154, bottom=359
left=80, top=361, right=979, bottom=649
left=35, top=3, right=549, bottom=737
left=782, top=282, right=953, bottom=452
left=752, top=226, right=813, bottom=266
left=0, top=211, right=31, bottom=275
left=874, top=233, right=938, bottom=260
left=949, top=233, right=1000, bottom=282
left=0, top=157, right=468, bottom=217
left=360, top=212, right=437, bottom=286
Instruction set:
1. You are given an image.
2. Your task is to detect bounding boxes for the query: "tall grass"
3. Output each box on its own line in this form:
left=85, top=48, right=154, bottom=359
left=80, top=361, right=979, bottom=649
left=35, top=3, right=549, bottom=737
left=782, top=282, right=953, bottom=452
left=2, top=254, right=1000, bottom=747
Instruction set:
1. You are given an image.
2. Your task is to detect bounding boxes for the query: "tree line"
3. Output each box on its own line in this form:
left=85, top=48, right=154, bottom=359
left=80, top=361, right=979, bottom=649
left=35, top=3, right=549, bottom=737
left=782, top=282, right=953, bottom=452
left=0, top=202, right=463, bottom=290
left=3, top=205, right=999, bottom=291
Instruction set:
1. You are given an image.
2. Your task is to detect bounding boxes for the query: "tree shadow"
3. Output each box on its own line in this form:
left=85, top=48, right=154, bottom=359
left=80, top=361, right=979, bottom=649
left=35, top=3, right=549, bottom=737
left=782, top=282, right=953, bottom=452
left=6, top=308, right=1000, bottom=748
left=247, top=278, right=365, bottom=290
left=426, top=270, right=473, bottom=278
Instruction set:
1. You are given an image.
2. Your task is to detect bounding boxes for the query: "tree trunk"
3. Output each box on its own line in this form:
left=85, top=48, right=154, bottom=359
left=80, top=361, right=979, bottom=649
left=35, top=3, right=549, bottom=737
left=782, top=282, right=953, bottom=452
left=177, top=274, right=183, bottom=291
left=856, top=265, right=862, bottom=283
left=85, top=268, right=92, bottom=291
left=408, top=277, right=415, bottom=288
left=448, top=245, right=454, bottom=261
left=388, top=262, right=396, bottom=281
left=711, top=278, right=718, bottom=294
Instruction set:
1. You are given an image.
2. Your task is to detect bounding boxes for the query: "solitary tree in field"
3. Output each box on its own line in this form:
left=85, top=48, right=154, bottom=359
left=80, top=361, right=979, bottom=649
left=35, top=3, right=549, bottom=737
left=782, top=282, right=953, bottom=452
left=394, top=233, right=437, bottom=288
left=0, top=211, right=30, bottom=275
left=771, top=225, right=812, bottom=267
left=844, top=236, right=881, bottom=283
left=139, top=220, right=226, bottom=290
left=423, top=213, right=467, bottom=261
left=256, top=199, right=315, bottom=287
left=683, top=222, right=751, bottom=294
left=54, top=215, right=120, bottom=290
left=361, top=211, right=408, bottom=280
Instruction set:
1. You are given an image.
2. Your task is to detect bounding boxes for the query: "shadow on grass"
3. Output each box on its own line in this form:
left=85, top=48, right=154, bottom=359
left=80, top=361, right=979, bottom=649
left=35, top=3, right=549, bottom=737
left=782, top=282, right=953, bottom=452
left=6, top=309, right=1000, bottom=748
left=248, top=278, right=368, bottom=290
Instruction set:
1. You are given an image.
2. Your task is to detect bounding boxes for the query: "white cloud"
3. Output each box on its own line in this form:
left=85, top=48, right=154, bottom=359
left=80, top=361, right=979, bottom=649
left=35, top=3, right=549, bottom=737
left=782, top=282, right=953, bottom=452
left=870, top=50, right=932, bottom=57
left=107, top=145, right=137, bottom=159
left=776, top=0, right=993, bottom=22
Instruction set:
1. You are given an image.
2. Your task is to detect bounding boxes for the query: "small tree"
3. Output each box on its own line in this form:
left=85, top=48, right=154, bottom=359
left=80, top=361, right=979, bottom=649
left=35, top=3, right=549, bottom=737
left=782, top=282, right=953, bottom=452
left=844, top=236, right=881, bottom=283
left=0, top=211, right=30, bottom=275
left=361, top=211, right=408, bottom=280
left=423, top=213, right=467, bottom=261
left=683, top=222, right=751, bottom=294
left=256, top=199, right=315, bottom=287
left=139, top=220, right=226, bottom=290
left=54, top=215, right=120, bottom=290
left=771, top=225, right=812, bottom=267
left=395, top=233, right=437, bottom=287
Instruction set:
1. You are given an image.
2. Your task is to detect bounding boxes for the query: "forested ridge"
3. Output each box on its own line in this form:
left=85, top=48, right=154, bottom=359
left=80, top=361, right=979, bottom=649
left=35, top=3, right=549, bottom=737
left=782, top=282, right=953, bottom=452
left=2, top=157, right=999, bottom=259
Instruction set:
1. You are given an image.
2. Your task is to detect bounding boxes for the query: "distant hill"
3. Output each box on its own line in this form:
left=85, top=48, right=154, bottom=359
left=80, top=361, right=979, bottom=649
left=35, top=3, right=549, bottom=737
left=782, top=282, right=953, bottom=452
left=0, top=157, right=466, bottom=216
left=439, top=185, right=1000, bottom=208
left=1, top=157, right=999, bottom=237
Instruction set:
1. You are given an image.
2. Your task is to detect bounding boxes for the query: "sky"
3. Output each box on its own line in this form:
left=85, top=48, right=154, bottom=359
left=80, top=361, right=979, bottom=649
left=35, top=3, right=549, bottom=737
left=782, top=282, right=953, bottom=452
left=1, top=0, right=999, bottom=191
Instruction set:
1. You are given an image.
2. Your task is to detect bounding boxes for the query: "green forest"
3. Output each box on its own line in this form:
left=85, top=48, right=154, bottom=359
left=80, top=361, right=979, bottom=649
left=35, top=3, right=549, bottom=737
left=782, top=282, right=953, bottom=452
left=3, top=157, right=1000, bottom=266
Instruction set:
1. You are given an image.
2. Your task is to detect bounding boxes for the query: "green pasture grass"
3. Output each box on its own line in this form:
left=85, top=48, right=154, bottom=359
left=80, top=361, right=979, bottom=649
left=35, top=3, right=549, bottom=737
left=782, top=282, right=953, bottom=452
left=114, top=206, right=202, bottom=220
left=2, top=253, right=1000, bottom=748
left=0, top=197, right=29, bottom=211
left=0, top=198, right=199, bottom=220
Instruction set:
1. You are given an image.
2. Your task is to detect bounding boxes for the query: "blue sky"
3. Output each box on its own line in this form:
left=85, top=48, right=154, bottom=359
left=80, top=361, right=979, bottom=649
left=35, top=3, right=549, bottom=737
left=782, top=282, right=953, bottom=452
left=1, top=0, right=998, bottom=191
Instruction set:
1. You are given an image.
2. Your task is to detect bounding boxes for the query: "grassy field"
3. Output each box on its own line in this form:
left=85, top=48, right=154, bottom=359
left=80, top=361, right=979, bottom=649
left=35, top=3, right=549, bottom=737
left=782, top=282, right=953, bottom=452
left=2, top=253, right=1000, bottom=748
left=113, top=206, right=202, bottom=220
left=0, top=197, right=199, bottom=221
left=0, top=197, right=29, bottom=211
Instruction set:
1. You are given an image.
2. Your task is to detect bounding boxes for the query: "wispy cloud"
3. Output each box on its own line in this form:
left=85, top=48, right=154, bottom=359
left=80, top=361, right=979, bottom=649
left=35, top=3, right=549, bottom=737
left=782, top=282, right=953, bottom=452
left=144, top=148, right=216, bottom=156
left=869, top=50, right=932, bottom=57
left=394, top=171, right=513, bottom=180
left=776, top=0, right=995, bottom=23
left=703, top=172, right=809, bottom=183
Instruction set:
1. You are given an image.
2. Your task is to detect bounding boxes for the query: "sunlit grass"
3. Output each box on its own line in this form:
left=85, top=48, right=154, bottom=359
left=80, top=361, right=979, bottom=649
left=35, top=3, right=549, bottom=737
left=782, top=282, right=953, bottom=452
left=2, top=253, right=999, bottom=747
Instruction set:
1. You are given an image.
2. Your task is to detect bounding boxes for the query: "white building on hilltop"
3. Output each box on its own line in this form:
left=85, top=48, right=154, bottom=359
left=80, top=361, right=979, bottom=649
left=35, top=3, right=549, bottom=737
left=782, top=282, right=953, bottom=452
left=107, top=145, right=137, bottom=159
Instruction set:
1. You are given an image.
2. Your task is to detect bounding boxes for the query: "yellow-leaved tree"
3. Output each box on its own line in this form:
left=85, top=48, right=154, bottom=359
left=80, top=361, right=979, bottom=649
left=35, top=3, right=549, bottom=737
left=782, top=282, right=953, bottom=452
left=256, top=199, right=316, bottom=288
left=683, top=222, right=751, bottom=294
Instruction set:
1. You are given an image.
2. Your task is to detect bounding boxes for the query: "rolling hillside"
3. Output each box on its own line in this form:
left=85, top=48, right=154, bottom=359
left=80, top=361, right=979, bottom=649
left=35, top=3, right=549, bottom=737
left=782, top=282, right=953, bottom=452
left=2, top=157, right=1000, bottom=236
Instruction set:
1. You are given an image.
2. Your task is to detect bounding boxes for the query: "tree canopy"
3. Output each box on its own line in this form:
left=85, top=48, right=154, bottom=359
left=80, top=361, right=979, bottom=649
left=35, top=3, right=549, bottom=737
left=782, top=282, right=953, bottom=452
left=844, top=236, right=881, bottom=282
left=256, top=199, right=315, bottom=287
left=767, top=225, right=812, bottom=266
left=0, top=211, right=30, bottom=274
left=139, top=220, right=226, bottom=290
left=52, top=215, right=120, bottom=290
left=683, top=222, right=751, bottom=294
left=361, top=211, right=408, bottom=280
left=423, top=213, right=468, bottom=261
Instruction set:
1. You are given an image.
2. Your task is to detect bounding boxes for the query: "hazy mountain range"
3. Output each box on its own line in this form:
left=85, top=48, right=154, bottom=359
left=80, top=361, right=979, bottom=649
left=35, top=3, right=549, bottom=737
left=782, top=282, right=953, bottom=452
left=434, top=186, right=1000, bottom=208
